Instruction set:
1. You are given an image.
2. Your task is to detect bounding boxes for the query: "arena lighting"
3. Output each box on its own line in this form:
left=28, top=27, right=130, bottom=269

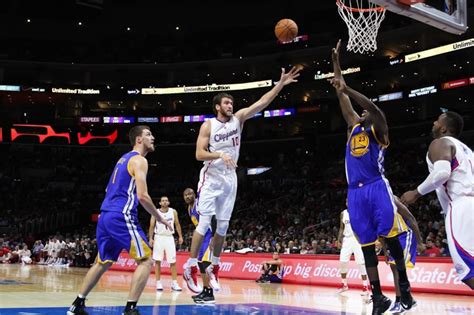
left=11, top=124, right=71, bottom=143
left=409, top=85, right=437, bottom=98
left=247, top=167, right=272, bottom=175
left=405, top=38, right=474, bottom=63
left=77, top=129, right=118, bottom=145
left=79, top=117, right=101, bottom=123
left=51, top=87, right=100, bottom=94
left=141, top=80, right=272, bottom=95
left=314, top=67, right=361, bottom=80
left=9, top=124, right=118, bottom=145
left=183, top=115, right=214, bottom=123
left=0, top=85, right=21, bottom=92
left=103, top=117, right=134, bottom=124
left=21, top=86, right=46, bottom=93
left=263, top=108, right=295, bottom=117
left=137, top=117, right=159, bottom=123
left=389, top=58, right=404, bottom=66
left=378, top=91, right=403, bottom=102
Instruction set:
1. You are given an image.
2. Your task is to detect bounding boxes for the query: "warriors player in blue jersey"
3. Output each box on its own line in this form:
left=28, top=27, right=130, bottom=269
left=183, top=188, right=215, bottom=304
left=329, top=40, right=415, bottom=315
left=68, top=126, right=172, bottom=315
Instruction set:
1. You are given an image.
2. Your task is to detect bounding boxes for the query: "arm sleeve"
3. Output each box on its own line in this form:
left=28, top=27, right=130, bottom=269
left=417, top=160, right=451, bottom=195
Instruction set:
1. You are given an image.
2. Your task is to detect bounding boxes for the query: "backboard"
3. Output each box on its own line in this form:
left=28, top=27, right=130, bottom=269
left=370, top=0, right=468, bottom=34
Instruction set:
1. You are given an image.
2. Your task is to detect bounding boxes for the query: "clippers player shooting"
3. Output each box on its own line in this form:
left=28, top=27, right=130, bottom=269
left=183, top=66, right=301, bottom=295
left=68, top=126, right=172, bottom=315
left=329, top=40, right=415, bottom=315
left=401, top=112, right=474, bottom=289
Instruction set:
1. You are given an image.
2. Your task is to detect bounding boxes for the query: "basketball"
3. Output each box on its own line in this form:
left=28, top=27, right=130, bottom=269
left=274, top=18, right=298, bottom=42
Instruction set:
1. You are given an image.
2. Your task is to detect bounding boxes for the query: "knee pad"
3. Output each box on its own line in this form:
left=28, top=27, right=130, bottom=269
left=216, top=219, right=229, bottom=236
left=196, top=215, right=212, bottom=235
left=385, top=236, right=404, bottom=260
left=340, top=262, right=348, bottom=274
left=362, top=244, right=378, bottom=268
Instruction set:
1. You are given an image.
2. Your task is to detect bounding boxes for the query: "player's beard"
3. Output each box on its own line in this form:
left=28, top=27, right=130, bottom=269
left=147, top=143, right=155, bottom=152
left=221, top=109, right=232, bottom=118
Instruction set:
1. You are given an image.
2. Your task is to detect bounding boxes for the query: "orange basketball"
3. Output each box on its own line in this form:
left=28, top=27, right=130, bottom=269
left=274, top=18, right=298, bottom=42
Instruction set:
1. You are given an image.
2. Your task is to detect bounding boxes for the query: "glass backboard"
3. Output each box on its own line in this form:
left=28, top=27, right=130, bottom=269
left=370, top=0, right=468, bottom=34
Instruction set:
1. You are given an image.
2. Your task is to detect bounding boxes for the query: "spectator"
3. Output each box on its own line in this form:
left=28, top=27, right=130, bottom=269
left=316, top=239, right=333, bottom=254
left=18, top=245, right=32, bottom=264
left=256, top=252, right=284, bottom=283
left=424, top=239, right=441, bottom=257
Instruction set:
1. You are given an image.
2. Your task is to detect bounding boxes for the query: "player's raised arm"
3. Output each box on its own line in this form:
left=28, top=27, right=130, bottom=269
left=329, top=40, right=360, bottom=128
left=235, top=67, right=300, bottom=123
left=195, top=120, right=237, bottom=168
left=400, top=138, right=454, bottom=205
left=129, top=155, right=172, bottom=230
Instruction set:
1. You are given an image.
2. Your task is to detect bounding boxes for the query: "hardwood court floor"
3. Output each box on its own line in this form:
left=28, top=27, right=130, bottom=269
left=0, top=264, right=473, bottom=314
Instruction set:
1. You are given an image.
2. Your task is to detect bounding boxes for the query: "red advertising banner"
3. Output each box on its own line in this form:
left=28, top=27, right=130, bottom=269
left=441, top=77, right=474, bottom=89
left=160, top=116, right=183, bottom=123
left=110, top=252, right=473, bottom=296
left=441, top=78, right=469, bottom=90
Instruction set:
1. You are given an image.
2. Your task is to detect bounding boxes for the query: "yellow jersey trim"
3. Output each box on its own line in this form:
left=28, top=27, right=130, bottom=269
left=129, top=238, right=151, bottom=261
left=370, top=125, right=389, bottom=148
left=97, top=253, right=115, bottom=265
left=127, top=155, right=140, bottom=177
left=347, top=123, right=361, bottom=145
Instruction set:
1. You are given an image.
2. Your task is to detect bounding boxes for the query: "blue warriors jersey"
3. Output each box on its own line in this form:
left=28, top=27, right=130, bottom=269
left=189, top=202, right=212, bottom=262
left=101, top=151, right=140, bottom=215
left=345, top=124, right=387, bottom=187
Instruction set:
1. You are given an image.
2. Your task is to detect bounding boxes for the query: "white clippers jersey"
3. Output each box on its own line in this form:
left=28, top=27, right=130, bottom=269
left=204, top=116, right=241, bottom=172
left=342, top=209, right=354, bottom=237
left=427, top=136, right=474, bottom=213
left=154, top=208, right=175, bottom=236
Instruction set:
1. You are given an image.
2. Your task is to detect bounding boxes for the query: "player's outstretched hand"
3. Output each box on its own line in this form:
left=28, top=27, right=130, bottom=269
left=221, top=152, right=237, bottom=169
left=331, top=39, right=341, bottom=66
left=157, top=213, right=173, bottom=230
left=400, top=190, right=421, bottom=205
left=279, top=66, right=301, bottom=86
left=328, top=78, right=347, bottom=93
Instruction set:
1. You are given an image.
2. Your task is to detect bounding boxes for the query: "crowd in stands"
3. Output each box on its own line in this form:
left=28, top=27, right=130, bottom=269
left=0, top=226, right=97, bottom=267
left=1, top=132, right=469, bottom=267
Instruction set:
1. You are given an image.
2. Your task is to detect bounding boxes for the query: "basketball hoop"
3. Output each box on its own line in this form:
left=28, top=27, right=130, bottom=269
left=336, top=0, right=386, bottom=54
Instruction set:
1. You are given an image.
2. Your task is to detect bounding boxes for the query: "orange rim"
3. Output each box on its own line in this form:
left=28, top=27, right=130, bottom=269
left=336, top=0, right=385, bottom=12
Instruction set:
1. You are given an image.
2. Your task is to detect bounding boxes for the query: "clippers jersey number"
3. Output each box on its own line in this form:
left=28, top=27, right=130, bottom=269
left=232, top=136, right=240, bottom=147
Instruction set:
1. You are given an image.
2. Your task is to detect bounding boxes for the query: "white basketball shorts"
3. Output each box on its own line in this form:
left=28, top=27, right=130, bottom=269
left=152, top=235, right=176, bottom=263
left=445, top=196, right=474, bottom=281
left=196, top=167, right=237, bottom=221
left=340, top=236, right=365, bottom=264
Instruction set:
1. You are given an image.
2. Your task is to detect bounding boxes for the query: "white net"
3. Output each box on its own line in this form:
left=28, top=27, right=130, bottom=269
left=337, top=0, right=386, bottom=54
